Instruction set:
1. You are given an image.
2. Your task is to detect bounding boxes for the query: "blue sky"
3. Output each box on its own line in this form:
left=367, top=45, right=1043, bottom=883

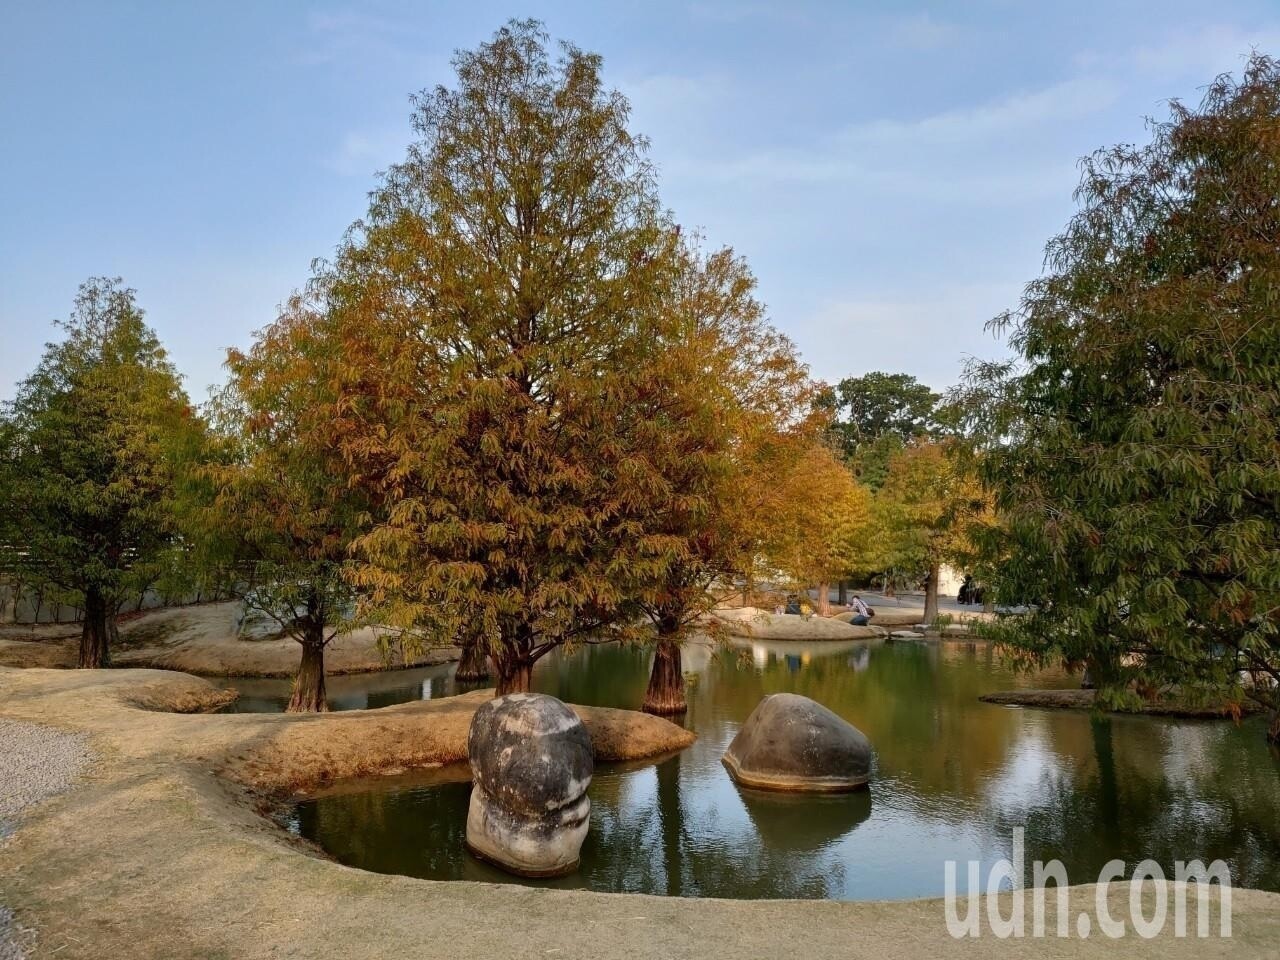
left=3, top=1, right=1279, bottom=401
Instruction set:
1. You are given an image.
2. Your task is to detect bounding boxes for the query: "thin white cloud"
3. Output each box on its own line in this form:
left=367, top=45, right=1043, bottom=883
left=686, top=2, right=814, bottom=26
left=1128, top=24, right=1280, bottom=80
left=888, top=12, right=962, bottom=51
left=836, top=76, right=1118, bottom=148
left=669, top=146, right=1078, bottom=204
left=308, top=9, right=401, bottom=37
left=620, top=72, right=729, bottom=110
left=654, top=24, right=1280, bottom=196
left=296, top=6, right=446, bottom=74
left=296, top=8, right=403, bottom=66
left=663, top=72, right=1115, bottom=189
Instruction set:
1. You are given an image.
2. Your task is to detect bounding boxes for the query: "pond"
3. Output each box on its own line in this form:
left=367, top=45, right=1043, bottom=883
left=218, top=662, right=464, bottom=712
left=279, top=638, right=1280, bottom=900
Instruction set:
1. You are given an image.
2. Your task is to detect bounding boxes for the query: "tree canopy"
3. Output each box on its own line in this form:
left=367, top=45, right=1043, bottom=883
left=311, top=21, right=714, bottom=693
left=872, top=441, right=988, bottom=620
left=612, top=242, right=816, bottom=711
left=201, top=295, right=373, bottom=711
left=625, top=244, right=817, bottom=627
left=0, top=278, right=205, bottom=666
left=759, top=442, right=873, bottom=614
left=971, top=54, right=1280, bottom=739
left=824, top=371, right=941, bottom=489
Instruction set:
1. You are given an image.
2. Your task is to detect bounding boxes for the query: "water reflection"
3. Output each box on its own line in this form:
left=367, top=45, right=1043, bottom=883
left=291, top=638, right=1280, bottom=899
left=219, top=662, right=468, bottom=712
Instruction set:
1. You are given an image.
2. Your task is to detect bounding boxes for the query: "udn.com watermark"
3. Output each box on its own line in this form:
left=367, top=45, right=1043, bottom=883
left=944, top=829, right=1232, bottom=939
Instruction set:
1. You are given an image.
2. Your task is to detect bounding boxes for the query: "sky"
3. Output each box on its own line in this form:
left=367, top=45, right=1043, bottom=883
left=3, top=1, right=1280, bottom=402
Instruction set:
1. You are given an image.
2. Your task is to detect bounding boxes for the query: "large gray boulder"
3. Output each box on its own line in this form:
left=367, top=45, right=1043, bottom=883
left=723, top=693, right=872, bottom=792
left=465, top=692, right=593, bottom=877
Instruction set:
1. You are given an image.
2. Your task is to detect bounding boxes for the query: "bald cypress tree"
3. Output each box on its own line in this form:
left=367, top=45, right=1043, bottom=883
left=319, top=21, right=682, bottom=693
left=620, top=244, right=816, bottom=714
left=0, top=279, right=204, bottom=666
left=205, top=296, right=371, bottom=712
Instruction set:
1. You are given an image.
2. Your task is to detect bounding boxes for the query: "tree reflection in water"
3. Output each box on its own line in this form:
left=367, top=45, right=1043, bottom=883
left=292, top=638, right=1280, bottom=898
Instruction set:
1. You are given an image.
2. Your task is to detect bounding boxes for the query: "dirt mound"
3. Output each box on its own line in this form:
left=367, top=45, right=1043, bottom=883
left=0, top=668, right=695, bottom=797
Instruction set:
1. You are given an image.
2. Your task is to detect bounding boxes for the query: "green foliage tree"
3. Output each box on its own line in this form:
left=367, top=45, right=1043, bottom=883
left=315, top=21, right=695, bottom=695
left=824, top=371, right=941, bottom=489
left=971, top=55, right=1280, bottom=740
left=0, top=278, right=205, bottom=666
left=872, top=441, right=989, bottom=622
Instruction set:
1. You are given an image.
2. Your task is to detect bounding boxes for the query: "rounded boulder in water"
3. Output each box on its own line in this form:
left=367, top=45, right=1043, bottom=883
left=465, top=692, right=593, bottom=876
left=723, top=693, right=872, bottom=792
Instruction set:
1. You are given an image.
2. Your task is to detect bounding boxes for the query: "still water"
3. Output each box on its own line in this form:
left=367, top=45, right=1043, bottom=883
left=282, top=638, right=1280, bottom=900
left=219, top=663, right=463, bottom=712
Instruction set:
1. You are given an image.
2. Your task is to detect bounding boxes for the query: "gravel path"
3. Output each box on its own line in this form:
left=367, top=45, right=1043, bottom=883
left=0, top=908, right=24, bottom=960
left=0, top=718, right=91, bottom=960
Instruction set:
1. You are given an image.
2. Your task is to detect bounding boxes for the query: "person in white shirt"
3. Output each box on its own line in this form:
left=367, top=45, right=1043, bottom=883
left=850, top=595, right=871, bottom=626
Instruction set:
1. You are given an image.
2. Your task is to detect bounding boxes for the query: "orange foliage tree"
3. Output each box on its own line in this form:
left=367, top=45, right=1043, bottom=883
left=617, top=243, right=818, bottom=713
left=309, top=22, right=730, bottom=694
left=205, top=298, right=372, bottom=712
left=756, top=443, right=874, bottom=616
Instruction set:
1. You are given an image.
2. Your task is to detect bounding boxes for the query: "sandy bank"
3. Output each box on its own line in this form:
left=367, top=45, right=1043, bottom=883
left=0, top=669, right=693, bottom=795
left=0, top=667, right=1277, bottom=959
left=981, top=688, right=1262, bottom=718
left=710, top=607, right=880, bottom=640
left=0, top=600, right=461, bottom=677
left=228, top=689, right=697, bottom=792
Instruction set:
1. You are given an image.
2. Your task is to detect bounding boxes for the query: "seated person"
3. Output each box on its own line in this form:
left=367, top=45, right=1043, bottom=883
left=850, top=595, right=872, bottom=626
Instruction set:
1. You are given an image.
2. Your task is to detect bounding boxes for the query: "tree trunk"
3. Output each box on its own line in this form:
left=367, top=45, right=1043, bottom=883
left=494, top=621, right=536, bottom=696
left=1082, top=651, right=1121, bottom=691
left=816, top=582, right=831, bottom=617
left=455, top=639, right=490, bottom=682
left=79, top=587, right=116, bottom=668
left=495, top=659, right=533, bottom=696
left=923, top=563, right=940, bottom=625
left=837, top=581, right=848, bottom=606
left=287, top=632, right=329, bottom=713
left=643, top=636, right=687, bottom=716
